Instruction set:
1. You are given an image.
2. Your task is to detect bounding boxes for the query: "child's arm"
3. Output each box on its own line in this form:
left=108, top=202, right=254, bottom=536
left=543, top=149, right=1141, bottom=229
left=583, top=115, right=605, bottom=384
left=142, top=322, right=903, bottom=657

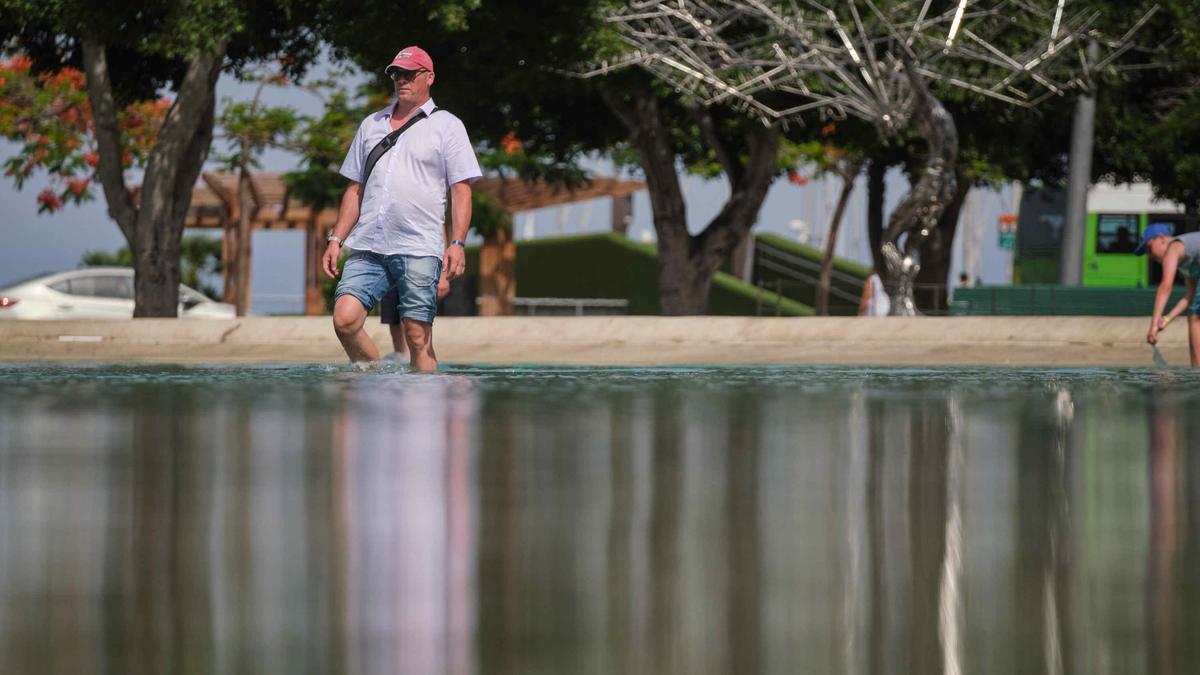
left=1149, top=243, right=1182, bottom=343
left=1163, top=275, right=1195, bottom=326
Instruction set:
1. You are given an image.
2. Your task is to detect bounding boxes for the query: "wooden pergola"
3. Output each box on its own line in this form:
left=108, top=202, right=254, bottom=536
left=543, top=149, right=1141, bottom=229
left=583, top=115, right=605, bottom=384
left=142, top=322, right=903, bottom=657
left=183, top=171, right=645, bottom=315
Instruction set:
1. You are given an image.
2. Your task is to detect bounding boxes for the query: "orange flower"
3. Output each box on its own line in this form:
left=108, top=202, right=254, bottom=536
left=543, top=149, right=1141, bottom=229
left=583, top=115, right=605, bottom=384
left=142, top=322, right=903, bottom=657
left=7, top=55, right=32, bottom=72
left=82, top=151, right=100, bottom=168
left=37, top=188, right=64, bottom=211
left=500, top=131, right=524, bottom=156
left=67, top=178, right=90, bottom=195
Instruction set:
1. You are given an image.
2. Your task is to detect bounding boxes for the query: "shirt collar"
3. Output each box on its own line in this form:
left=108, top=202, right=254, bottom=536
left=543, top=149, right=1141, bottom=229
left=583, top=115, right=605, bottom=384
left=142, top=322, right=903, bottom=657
left=375, top=97, right=436, bottom=122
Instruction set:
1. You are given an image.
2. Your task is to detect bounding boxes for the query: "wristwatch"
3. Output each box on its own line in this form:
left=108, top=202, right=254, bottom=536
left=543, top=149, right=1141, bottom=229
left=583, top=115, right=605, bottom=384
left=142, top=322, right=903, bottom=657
left=327, top=232, right=345, bottom=246
left=450, top=239, right=466, bottom=248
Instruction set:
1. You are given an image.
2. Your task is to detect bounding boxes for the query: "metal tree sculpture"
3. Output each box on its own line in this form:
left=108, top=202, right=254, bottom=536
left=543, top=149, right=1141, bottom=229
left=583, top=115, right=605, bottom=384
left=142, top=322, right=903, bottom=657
left=588, top=0, right=1156, bottom=314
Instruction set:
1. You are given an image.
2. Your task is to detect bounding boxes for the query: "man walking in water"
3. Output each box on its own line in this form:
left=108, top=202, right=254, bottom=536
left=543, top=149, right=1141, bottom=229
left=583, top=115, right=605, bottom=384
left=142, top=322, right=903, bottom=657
left=322, top=45, right=481, bottom=371
left=1139, top=223, right=1200, bottom=367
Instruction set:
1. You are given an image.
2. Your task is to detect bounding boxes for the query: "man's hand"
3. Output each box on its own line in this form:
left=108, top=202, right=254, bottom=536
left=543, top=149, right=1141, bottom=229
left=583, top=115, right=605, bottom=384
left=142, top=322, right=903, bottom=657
left=444, top=244, right=467, bottom=280
left=322, top=242, right=342, bottom=279
left=1147, top=321, right=1160, bottom=345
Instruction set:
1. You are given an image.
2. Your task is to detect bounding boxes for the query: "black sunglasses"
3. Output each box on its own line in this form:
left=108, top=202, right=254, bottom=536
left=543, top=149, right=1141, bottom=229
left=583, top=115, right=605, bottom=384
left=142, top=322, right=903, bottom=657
left=389, top=69, right=427, bottom=82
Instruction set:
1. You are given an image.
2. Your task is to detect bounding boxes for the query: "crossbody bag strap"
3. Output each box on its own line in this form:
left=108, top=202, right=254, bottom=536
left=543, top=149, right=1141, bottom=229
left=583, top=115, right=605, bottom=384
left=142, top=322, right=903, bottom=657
left=357, top=107, right=440, bottom=206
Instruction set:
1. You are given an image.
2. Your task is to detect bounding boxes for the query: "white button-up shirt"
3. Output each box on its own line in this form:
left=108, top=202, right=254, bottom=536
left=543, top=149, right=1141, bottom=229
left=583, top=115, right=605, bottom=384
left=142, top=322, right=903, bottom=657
left=339, top=98, right=482, bottom=259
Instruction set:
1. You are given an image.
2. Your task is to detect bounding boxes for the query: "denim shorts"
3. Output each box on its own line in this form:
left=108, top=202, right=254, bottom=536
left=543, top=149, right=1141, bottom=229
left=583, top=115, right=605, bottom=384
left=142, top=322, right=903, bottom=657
left=334, top=251, right=442, bottom=323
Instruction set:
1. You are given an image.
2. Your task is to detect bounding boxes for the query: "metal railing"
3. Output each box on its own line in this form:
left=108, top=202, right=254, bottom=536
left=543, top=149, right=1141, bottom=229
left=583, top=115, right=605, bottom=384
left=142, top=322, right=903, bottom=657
left=753, top=278, right=953, bottom=316
left=508, top=297, right=630, bottom=316
left=753, top=240, right=864, bottom=306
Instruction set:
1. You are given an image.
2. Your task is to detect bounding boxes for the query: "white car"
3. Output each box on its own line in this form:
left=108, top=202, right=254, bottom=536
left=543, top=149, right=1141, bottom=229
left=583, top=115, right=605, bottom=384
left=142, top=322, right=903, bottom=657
left=0, top=267, right=236, bottom=319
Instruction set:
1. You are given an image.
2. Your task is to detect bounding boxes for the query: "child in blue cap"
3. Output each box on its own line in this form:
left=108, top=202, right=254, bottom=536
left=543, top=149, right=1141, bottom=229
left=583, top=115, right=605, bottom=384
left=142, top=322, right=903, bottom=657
left=1137, top=222, right=1200, bottom=366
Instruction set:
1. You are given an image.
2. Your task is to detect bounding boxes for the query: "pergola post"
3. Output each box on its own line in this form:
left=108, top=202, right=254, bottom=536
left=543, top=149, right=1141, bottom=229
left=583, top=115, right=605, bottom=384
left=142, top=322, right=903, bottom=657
left=479, top=227, right=516, bottom=316
left=304, top=215, right=326, bottom=315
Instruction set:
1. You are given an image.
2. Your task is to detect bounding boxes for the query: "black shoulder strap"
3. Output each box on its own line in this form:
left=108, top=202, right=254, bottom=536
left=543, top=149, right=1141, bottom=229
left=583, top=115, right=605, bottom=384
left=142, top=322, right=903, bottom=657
left=358, top=107, right=440, bottom=201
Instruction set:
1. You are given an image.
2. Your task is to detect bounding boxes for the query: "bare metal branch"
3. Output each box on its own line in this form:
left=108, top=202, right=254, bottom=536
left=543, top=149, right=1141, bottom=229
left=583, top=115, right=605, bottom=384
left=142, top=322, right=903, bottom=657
left=584, top=0, right=1157, bottom=133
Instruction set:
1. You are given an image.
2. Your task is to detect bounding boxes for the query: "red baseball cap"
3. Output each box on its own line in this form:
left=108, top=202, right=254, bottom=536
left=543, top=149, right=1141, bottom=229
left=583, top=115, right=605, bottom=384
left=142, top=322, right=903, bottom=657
left=385, top=46, right=434, bottom=75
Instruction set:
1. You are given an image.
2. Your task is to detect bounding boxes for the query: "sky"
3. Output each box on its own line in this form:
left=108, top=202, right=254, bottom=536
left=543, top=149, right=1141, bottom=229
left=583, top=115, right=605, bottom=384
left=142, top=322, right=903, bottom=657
left=0, top=60, right=1018, bottom=312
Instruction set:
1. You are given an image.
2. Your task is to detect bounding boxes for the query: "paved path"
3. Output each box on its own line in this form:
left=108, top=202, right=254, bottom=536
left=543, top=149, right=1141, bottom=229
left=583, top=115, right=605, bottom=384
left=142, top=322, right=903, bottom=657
left=0, top=316, right=1185, bottom=367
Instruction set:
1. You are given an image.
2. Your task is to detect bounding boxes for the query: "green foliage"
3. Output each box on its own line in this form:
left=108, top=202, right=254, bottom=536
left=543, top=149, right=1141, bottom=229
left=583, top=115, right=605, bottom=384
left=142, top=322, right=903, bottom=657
left=322, top=0, right=623, bottom=184
left=1092, top=0, right=1200, bottom=210
left=79, top=247, right=132, bottom=267
left=283, top=86, right=369, bottom=211
left=80, top=235, right=223, bottom=298
left=469, top=191, right=512, bottom=238
left=0, top=0, right=328, bottom=103
left=215, top=72, right=305, bottom=173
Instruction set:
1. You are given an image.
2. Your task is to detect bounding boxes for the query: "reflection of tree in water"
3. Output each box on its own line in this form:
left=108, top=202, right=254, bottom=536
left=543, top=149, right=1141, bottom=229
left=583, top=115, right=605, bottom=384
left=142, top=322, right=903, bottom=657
left=476, top=396, right=520, bottom=675
left=649, top=387, right=684, bottom=675
left=1014, top=391, right=1074, bottom=675
left=905, top=398, right=951, bottom=675
left=723, top=393, right=762, bottom=675
left=111, top=387, right=348, bottom=674
left=866, top=396, right=886, bottom=675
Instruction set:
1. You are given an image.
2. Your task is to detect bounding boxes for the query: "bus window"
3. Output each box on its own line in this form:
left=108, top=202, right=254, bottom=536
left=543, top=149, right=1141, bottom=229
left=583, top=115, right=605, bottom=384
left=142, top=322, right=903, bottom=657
left=1096, top=214, right=1139, bottom=253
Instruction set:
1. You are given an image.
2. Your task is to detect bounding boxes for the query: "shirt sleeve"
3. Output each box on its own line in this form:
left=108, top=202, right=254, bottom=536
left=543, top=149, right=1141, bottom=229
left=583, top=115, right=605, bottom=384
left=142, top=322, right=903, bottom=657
left=339, top=121, right=367, bottom=183
left=442, top=116, right=483, bottom=185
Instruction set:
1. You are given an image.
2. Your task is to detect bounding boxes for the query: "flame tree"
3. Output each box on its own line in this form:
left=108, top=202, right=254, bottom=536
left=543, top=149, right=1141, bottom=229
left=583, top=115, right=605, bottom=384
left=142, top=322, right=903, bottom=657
left=0, top=0, right=326, bottom=316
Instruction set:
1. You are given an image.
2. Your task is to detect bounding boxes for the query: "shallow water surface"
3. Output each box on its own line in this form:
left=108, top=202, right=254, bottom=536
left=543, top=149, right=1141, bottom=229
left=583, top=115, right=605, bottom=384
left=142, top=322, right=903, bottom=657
left=1, top=364, right=1198, bottom=675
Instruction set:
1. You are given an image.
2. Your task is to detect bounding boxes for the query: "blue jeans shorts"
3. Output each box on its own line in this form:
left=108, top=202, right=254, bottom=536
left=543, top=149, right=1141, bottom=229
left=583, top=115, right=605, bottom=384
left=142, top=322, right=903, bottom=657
left=334, top=251, right=442, bottom=324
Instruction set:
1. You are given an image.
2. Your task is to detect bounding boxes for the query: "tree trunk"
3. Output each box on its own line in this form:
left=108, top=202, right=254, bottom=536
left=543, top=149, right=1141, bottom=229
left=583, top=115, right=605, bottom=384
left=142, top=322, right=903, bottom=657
left=235, top=166, right=254, bottom=316
left=914, top=165, right=971, bottom=313
left=602, top=86, right=779, bottom=315
left=867, top=159, right=886, bottom=273
left=815, top=158, right=863, bottom=315
left=82, top=39, right=227, bottom=318
left=880, top=61, right=959, bottom=316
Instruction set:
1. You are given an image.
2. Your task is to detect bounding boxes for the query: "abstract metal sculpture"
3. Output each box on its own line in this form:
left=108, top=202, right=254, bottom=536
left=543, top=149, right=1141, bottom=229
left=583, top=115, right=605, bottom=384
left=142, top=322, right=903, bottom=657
left=586, top=1, right=1157, bottom=313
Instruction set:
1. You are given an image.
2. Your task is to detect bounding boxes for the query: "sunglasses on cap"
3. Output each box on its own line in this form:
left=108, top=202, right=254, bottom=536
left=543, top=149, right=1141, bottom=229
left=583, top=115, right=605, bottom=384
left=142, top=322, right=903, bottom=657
left=388, top=69, right=428, bottom=82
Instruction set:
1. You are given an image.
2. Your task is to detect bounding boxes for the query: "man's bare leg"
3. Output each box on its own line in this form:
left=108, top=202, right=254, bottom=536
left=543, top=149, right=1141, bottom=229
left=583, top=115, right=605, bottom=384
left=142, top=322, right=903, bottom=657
left=389, top=325, right=408, bottom=357
left=333, top=296, right=381, bottom=362
left=390, top=275, right=449, bottom=360
left=403, top=318, right=437, bottom=372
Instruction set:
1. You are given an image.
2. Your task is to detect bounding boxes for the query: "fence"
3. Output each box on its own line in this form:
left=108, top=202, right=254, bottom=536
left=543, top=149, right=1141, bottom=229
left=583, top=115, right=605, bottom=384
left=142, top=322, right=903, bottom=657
left=509, top=297, right=630, bottom=316
left=753, top=278, right=953, bottom=316
left=950, top=285, right=1185, bottom=316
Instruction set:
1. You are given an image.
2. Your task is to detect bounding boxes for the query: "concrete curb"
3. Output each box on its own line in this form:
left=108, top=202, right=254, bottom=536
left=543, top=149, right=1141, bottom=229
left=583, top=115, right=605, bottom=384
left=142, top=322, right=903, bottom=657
left=0, top=316, right=1187, bottom=367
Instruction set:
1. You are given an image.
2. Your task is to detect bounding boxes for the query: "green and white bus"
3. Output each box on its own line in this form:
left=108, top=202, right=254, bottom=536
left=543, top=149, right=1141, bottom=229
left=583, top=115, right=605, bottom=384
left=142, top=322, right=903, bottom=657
left=1016, top=182, right=1194, bottom=288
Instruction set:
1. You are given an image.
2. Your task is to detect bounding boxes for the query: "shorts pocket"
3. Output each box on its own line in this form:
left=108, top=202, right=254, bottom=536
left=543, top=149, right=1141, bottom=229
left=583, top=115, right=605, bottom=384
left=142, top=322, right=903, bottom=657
left=404, top=258, right=438, bottom=289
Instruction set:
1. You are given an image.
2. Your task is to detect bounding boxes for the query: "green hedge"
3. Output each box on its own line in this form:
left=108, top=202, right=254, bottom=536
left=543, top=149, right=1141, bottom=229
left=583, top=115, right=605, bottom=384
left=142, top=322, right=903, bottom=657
left=503, top=232, right=811, bottom=316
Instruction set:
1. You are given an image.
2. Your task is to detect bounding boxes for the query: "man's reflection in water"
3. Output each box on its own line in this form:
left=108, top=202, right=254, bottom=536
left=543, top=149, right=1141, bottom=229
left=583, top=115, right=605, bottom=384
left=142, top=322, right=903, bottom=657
left=336, top=375, right=479, bottom=675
